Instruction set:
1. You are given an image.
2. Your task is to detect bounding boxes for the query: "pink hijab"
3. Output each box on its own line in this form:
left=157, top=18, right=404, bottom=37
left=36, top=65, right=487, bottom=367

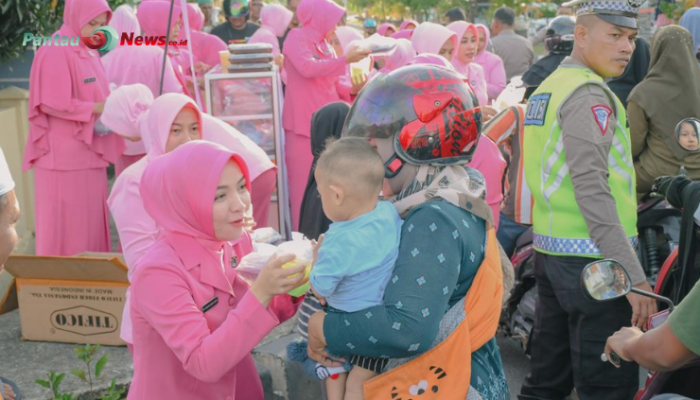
left=411, top=22, right=458, bottom=56
left=399, top=19, right=418, bottom=30
left=137, top=1, right=182, bottom=38
left=474, top=24, right=491, bottom=63
left=378, top=23, right=397, bottom=37
left=142, top=93, right=201, bottom=160
left=201, top=114, right=275, bottom=181
left=140, top=140, right=250, bottom=251
left=110, top=5, right=139, bottom=45
left=380, top=38, right=415, bottom=72
left=409, top=53, right=457, bottom=70
left=335, top=26, right=363, bottom=53
left=101, top=84, right=154, bottom=140
left=260, top=4, right=294, bottom=37
left=391, top=30, right=413, bottom=40
left=25, top=0, right=117, bottom=170
left=297, top=0, right=346, bottom=41
left=187, top=3, right=205, bottom=32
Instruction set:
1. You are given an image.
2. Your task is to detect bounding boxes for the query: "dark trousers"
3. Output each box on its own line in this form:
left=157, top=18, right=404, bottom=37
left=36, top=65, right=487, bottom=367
left=519, top=253, right=639, bottom=400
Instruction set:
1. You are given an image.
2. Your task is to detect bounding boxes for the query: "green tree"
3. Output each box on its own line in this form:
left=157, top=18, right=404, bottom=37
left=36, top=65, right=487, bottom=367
left=0, top=0, right=136, bottom=64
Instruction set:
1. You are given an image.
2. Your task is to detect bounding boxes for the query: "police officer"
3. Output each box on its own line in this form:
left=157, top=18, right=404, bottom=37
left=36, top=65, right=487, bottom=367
left=519, top=1, right=657, bottom=399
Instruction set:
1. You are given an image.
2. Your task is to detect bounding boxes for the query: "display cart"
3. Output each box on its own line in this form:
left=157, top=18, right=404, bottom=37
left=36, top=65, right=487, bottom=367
left=204, top=66, right=292, bottom=240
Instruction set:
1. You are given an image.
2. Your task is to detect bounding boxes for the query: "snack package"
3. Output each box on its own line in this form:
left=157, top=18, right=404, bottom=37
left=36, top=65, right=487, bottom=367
left=275, top=240, right=313, bottom=297
left=236, top=238, right=312, bottom=297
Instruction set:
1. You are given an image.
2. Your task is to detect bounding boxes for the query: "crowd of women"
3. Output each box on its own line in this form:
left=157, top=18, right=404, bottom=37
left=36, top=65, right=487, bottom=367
left=6, top=0, right=700, bottom=398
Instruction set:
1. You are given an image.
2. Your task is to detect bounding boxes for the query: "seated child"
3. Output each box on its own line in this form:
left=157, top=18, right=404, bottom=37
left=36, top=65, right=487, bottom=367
left=303, top=137, right=403, bottom=400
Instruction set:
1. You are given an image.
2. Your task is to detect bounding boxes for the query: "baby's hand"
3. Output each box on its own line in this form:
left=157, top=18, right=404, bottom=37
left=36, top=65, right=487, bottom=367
left=311, top=234, right=324, bottom=266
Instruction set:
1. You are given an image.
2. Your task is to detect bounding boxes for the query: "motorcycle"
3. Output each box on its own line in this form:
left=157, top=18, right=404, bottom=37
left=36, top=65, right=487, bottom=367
left=581, top=258, right=700, bottom=400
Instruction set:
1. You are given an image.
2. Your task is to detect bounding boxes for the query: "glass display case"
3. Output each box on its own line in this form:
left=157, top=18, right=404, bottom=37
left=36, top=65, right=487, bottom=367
left=204, top=68, right=291, bottom=239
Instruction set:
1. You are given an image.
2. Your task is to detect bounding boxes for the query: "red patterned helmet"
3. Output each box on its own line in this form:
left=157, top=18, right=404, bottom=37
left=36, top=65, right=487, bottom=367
left=342, top=64, right=482, bottom=170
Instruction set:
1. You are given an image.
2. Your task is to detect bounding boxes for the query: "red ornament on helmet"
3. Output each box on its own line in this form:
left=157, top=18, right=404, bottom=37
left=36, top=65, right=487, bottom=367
left=342, top=64, right=482, bottom=168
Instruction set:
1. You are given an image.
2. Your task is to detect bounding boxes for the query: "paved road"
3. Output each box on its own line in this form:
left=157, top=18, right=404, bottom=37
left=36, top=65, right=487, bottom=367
left=497, top=335, right=530, bottom=400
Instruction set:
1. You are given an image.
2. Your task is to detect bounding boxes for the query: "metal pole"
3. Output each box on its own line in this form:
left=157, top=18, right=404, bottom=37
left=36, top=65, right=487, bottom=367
left=159, top=0, right=176, bottom=96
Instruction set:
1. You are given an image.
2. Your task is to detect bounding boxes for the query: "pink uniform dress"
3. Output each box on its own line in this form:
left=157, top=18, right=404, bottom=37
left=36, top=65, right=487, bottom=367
left=467, top=135, right=506, bottom=228
left=128, top=140, right=300, bottom=400
left=102, top=5, right=183, bottom=177
left=447, top=21, right=489, bottom=106
left=474, top=24, right=507, bottom=102
left=24, top=0, right=123, bottom=256
left=282, top=0, right=348, bottom=229
left=105, top=89, right=277, bottom=345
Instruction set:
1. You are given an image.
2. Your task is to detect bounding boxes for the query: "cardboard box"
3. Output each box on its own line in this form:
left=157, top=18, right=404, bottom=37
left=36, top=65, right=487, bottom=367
left=3, top=253, right=129, bottom=346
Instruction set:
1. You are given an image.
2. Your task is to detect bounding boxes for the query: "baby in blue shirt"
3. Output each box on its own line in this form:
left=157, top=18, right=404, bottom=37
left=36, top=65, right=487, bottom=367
left=310, top=138, right=402, bottom=400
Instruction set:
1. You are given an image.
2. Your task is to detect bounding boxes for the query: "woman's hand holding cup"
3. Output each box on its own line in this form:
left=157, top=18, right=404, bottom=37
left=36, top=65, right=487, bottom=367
left=250, top=253, right=308, bottom=307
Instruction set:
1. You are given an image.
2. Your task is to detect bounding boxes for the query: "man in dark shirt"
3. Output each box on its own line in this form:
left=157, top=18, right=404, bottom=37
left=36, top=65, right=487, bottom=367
left=211, top=0, right=260, bottom=45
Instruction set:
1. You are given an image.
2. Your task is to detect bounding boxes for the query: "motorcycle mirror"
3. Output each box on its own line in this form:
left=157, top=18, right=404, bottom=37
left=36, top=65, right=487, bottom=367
left=581, top=260, right=632, bottom=301
left=675, top=118, right=700, bottom=152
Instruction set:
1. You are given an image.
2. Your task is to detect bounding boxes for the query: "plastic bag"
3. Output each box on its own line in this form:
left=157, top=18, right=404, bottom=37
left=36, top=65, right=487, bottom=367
left=251, top=227, right=283, bottom=244
left=492, top=76, right=526, bottom=112
left=237, top=242, right=277, bottom=283
left=355, top=34, right=398, bottom=56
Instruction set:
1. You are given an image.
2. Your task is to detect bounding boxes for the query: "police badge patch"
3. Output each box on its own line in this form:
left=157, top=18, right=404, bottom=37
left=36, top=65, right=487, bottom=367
left=591, top=104, right=613, bottom=135
left=524, top=93, right=552, bottom=126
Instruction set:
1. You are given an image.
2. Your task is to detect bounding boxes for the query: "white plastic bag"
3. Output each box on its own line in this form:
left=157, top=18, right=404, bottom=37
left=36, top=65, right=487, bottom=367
left=492, top=76, right=527, bottom=111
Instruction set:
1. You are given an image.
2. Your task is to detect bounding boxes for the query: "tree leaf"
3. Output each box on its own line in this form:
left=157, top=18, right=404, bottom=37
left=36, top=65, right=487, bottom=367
left=95, top=354, right=108, bottom=378
left=71, top=369, right=87, bottom=383
left=35, top=379, right=50, bottom=388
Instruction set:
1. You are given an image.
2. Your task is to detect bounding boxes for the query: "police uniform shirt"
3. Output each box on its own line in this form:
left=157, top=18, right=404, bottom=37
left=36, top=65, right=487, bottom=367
left=557, top=56, right=647, bottom=285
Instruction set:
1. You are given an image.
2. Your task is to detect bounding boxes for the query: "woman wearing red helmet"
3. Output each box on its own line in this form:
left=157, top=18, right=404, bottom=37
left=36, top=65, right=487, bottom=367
left=306, top=64, right=510, bottom=400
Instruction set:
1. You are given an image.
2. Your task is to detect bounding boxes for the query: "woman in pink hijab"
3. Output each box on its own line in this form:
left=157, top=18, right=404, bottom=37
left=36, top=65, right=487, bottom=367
left=137, top=1, right=191, bottom=96
left=399, top=19, right=418, bottom=31
left=129, top=140, right=303, bottom=400
left=180, top=3, right=228, bottom=72
left=24, top=0, right=123, bottom=256
left=103, top=5, right=184, bottom=177
left=105, top=89, right=277, bottom=361
left=282, top=0, right=369, bottom=229
left=474, top=24, right=507, bottom=102
left=411, top=22, right=458, bottom=60
left=447, top=21, right=488, bottom=106
left=377, top=22, right=397, bottom=37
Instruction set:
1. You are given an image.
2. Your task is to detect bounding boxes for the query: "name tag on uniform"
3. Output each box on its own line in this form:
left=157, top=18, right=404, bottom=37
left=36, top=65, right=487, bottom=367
left=83, top=77, right=96, bottom=84
left=524, top=93, right=551, bottom=126
left=202, top=296, right=219, bottom=313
